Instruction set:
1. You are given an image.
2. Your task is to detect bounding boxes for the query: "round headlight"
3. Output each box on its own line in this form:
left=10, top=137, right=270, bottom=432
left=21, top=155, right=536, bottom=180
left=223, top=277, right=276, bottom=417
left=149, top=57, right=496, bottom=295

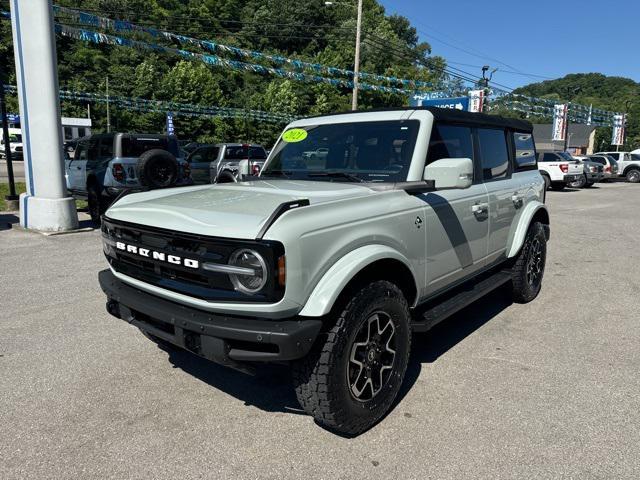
left=228, top=249, right=268, bottom=294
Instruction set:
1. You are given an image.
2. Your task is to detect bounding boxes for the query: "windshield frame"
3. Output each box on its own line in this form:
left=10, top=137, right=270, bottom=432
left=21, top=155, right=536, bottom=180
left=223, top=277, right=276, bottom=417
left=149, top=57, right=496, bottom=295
left=260, top=119, right=420, bottom=183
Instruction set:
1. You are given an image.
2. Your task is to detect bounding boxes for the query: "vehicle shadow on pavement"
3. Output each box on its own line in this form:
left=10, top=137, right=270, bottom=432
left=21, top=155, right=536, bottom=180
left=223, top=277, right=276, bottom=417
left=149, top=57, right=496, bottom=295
left=162, top=285, right=514, bottom=421
left=0, top=213, right=19, bottom=230
left=165, top=347, right=305, bottom=414
left=397, top=285, right=514, bottom=401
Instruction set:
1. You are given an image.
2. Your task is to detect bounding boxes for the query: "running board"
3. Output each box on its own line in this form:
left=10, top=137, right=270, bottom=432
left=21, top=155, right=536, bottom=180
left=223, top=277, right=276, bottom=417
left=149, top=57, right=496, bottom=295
left=412, top=270, right=512, bottom=332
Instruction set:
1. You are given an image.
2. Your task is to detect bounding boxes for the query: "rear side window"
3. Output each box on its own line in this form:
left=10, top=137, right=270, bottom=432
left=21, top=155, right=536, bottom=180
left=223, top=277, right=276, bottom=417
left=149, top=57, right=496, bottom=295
left=541, top=152, right=557, bottom=162
left=513, top=132, right=537, bottom=171
left=588, top=156, right=606, bottom=165
left=224, top=145, right=267, bottom=160
left=477, top=128, right=509, bottom=181
left=426, top=124, right=474, bottom=165
left=99, top=137, right=114, bottom=159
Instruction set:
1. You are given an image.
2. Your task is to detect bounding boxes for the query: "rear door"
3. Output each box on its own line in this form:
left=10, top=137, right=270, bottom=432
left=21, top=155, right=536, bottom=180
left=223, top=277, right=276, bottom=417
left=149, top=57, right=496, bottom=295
left=423, top=123, right=489, bottom=294
left=188, top=146, right=219, bottom=184
left=476, top=127, right=516, bottom=263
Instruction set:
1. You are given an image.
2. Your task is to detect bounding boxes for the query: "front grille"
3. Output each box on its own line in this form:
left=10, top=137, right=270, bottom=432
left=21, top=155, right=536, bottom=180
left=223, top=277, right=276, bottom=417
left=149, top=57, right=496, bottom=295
left=102, top=217, right=285, bottom=302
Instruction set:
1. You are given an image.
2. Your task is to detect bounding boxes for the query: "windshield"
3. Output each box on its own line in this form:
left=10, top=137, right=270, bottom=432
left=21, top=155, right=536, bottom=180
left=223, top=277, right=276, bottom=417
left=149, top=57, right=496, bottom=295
left=557, top=151, right=575, bottom=161
left=261, top=120, right=419, bottom=182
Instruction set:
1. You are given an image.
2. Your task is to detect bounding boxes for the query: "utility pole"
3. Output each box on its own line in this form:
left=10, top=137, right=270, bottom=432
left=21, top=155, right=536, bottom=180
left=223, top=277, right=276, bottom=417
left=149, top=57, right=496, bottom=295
left=105, top=76, right=111, bottom=133
left=351, top=0, right=363, bottom=111
left=0, top=63, right=18, bottom=209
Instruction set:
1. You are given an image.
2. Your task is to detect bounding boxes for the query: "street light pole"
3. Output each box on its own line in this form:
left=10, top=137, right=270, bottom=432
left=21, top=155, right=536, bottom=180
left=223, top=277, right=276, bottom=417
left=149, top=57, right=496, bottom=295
left=351, top=0, right=363, bottom=111
left=105, top=75, right=111, bottom=133
left=0, top=62, right=18, bottom=206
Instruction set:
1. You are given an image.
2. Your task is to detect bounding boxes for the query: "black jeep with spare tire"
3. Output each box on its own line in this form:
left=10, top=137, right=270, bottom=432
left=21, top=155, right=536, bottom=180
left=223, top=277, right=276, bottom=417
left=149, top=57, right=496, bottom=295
left=64, top=133, right=192, bottom=224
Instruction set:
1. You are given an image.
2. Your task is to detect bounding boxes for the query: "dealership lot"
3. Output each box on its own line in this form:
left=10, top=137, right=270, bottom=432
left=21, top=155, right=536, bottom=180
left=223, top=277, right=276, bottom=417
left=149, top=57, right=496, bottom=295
left=1, top=182, right=639, bottom=479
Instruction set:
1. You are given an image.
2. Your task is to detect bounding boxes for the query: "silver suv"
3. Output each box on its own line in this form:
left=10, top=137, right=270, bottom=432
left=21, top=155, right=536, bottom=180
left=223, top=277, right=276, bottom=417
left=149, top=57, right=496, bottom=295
left=65, top=133, right=192, bottom=224
left=98, top=108, right=549, bottom=435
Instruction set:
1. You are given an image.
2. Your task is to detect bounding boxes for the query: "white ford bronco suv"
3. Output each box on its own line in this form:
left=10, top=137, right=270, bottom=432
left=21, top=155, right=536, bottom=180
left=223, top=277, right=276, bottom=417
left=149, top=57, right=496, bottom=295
left=99, top=107, right=549, bottom=435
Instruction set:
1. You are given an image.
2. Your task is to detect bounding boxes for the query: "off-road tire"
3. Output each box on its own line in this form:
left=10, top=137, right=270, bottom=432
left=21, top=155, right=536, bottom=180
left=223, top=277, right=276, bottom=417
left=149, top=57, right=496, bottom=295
left=626, top=168, right=640, bottom=183
left=137, top=149, right=179, bottom=188
left=291, top=281, right=411, bottom=436
left=511, top=221, right=547, bottom=303
left=87, top=184, right=107, bottom=225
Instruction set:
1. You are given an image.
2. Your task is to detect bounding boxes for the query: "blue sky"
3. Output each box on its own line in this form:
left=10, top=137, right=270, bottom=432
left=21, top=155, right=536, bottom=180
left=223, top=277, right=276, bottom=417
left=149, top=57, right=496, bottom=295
left=379, top=0, right=640, bottom=89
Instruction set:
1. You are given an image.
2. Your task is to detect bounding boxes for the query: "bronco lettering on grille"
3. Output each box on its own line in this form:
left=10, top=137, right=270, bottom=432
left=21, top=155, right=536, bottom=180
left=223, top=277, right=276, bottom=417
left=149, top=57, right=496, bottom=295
left=115, top=241, right=199, bottom=269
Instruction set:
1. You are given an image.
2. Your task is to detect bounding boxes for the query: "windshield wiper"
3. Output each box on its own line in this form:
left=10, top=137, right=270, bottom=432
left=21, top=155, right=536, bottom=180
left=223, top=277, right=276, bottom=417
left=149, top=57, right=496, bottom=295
left=307, top=171, right=365, bottom=183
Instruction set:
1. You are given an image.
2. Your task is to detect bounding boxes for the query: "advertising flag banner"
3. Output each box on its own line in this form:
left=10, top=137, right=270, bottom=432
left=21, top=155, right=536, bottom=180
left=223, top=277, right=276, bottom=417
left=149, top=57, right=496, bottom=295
left=552, top=104, right=568, bottom=142
left=468, top=90, right=484, bottom=113
left=416, top=97, right=469, bottom=111
left=611, top=114, right=626, bottom=146
left=166, top=111, right=175, bottom=136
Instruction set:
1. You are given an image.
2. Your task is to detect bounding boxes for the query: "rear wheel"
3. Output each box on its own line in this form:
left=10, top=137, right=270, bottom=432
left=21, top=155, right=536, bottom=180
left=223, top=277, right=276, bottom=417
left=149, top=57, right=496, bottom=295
left=569, top=174, right=587, bottom=188
left=551, top=183, right=565, bottom=191
left=292, top=281, right=411, bottom=435
left=511, top=221, right=547, bottom=303
left=626, top=168, right=640, bottom=183
left=584, top=181, right=594, bottom=188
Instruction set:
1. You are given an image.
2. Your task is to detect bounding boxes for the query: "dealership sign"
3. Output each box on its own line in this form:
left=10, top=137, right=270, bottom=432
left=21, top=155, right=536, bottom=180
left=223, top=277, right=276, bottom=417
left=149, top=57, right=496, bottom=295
left=611, top=114, right=626, bottom=146
left=166, top=111, right=175, bottom=136
left=552, top=104, right=568, bottom=142
left=468, top=90, right=485, bottom=113
left=416, top=96, right=469, bottom=111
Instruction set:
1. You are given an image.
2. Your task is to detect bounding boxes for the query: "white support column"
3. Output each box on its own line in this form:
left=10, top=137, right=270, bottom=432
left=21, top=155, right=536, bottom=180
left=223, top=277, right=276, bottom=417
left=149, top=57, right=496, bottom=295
left=10, top=0, right=78, bottom=231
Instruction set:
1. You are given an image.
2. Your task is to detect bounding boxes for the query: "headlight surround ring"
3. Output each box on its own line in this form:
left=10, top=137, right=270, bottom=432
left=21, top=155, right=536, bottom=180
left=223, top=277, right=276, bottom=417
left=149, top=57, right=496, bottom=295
left=228, top=248, right=269, bottom=294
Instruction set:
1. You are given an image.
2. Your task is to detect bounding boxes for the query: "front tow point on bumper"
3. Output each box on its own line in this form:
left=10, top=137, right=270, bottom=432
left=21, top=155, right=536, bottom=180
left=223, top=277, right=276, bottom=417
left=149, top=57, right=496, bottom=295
left=98, top=270, right=323, bottom=370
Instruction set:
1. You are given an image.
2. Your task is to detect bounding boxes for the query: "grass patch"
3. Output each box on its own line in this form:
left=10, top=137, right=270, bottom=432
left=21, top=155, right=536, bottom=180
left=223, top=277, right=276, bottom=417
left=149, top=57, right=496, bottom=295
left=1, top=181, right=87, bottom=211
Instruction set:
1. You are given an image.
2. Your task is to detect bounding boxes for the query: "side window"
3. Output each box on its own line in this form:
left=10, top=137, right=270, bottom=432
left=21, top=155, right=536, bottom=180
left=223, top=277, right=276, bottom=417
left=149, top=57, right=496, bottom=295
left=98, top=137, right=114, bottom=160
left=541, top=152, right=556, bottom=162
left=512, top=132, right=536, bottom=171
left=206, top=147, right=220, bottom=162
left=87, top=138, right=100, bottom=163
left=63, top=127, right=73, bottom=141
left=426, top=124, right=474, bottom=165
left=477, top=128, right=510, bottom=181
left=74, top=142, right=88, bottom=161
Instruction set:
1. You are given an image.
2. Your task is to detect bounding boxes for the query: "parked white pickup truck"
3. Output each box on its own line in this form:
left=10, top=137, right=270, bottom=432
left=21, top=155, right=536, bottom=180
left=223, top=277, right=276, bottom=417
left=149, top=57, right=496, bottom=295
left=537, top=151, right=584, bottom=190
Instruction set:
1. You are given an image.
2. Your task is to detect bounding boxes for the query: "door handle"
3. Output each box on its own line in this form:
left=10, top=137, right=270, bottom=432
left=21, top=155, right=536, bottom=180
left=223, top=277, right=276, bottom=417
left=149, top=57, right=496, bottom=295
left=76, top=166, right=82, bottom=170
left=511, top=193, right=524, bottom=207
left=471, top=203, right=488, bottom=215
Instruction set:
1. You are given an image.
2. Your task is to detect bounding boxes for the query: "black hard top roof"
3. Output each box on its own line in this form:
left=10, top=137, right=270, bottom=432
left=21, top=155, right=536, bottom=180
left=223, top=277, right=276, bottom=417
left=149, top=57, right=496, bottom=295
left=305, top=106, right=533, bottom=133
left=423, top=107, right=533, bottom=133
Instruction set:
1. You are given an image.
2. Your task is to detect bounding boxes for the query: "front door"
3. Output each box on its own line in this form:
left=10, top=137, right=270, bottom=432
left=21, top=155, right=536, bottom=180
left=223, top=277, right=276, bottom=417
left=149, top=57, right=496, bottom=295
left=68, top=140, right=89, bottom=192
left=189, top=146, right=219, bottom=184
left=422, top=123, right=489, bottom=294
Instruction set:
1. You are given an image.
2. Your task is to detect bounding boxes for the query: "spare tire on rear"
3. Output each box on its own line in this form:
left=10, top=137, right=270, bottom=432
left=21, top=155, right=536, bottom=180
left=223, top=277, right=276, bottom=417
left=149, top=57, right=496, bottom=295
left=137, top=149, right=179, bottom=188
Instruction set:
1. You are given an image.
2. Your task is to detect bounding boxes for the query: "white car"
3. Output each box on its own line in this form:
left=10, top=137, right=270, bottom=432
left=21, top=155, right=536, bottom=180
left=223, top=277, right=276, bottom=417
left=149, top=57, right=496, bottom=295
left=595, top=152, right=640, bottom=183
left=537, top=151, right=583, bottom=190
left=0, top=128, right=23, bottom=160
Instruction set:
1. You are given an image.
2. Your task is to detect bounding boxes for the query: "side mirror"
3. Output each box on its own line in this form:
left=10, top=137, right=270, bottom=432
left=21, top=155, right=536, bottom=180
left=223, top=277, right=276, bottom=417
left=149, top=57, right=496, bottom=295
left=424, top=157, right=473, bottom=189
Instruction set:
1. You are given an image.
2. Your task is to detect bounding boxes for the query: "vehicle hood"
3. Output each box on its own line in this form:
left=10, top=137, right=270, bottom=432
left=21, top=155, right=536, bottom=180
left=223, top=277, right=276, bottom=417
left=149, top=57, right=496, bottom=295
left=105, top=180, right=377, bottom=239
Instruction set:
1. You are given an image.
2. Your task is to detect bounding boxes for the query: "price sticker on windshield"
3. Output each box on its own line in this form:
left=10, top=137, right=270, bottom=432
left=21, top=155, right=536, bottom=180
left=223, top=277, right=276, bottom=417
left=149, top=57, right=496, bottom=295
left=282, top=128, right=308, bottom=143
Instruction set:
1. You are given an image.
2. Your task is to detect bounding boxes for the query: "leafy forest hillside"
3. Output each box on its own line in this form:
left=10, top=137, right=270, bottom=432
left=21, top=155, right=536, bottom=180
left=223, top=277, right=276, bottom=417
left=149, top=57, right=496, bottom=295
left=511, top=73, right=640, bottom=150
left=0, top=2, right=638, bottom=149
left=0, top=0, right=447, bottom=145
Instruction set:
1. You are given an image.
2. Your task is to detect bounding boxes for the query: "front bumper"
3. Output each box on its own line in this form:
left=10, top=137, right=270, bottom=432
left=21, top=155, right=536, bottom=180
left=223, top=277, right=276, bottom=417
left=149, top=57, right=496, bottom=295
left=98, top=269, right=322, bottom=370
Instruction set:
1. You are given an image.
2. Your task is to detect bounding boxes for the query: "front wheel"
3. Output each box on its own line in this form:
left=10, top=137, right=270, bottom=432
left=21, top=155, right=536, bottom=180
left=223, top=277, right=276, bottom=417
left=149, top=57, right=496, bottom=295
left=292, top=281, right=411, bottom=436
left=511, top=221, right=547, bottom=303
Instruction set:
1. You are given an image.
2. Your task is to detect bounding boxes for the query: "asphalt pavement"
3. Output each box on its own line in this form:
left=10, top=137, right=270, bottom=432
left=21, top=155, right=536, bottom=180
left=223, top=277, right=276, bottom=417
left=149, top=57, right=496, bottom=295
left=1, top=182, right=639, bottom=479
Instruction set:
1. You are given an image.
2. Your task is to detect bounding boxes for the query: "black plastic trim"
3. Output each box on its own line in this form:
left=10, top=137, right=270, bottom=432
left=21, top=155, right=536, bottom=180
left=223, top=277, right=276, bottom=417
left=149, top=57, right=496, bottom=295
left=99, top=269, right=322, bottom=365
left=255, top=199, right=310, bottom=240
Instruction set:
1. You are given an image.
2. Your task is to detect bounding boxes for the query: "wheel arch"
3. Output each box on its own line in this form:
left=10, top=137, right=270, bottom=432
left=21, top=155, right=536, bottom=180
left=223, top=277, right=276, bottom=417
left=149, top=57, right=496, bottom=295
left=298, top=245, right=419, bottom=318
left=506, top=202, right=550, bottom=259
left=623, top=165, right=640, bottom=175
